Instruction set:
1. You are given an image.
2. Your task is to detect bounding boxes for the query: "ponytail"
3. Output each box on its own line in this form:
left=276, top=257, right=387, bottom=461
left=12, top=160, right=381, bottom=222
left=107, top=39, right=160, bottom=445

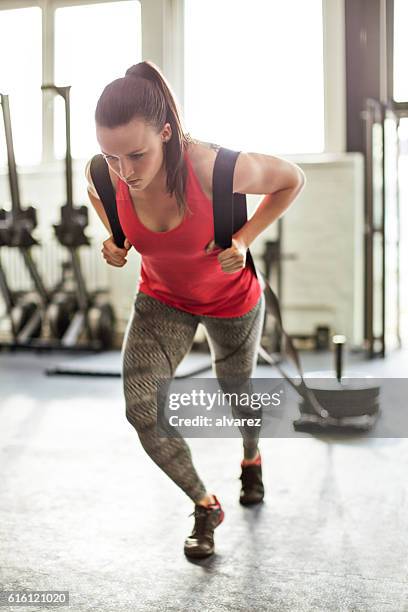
left=95, top=61, right=193, bottom=214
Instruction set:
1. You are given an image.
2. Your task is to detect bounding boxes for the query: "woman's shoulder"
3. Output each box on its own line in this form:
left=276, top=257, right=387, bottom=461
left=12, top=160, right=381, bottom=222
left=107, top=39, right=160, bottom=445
left=185, top=137, right=222, bottom=200
left=85, top=156, right=119, bottom=198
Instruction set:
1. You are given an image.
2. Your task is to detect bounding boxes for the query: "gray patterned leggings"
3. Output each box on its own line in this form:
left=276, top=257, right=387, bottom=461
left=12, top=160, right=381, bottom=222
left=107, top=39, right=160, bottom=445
left=122, top=290, right=265, bottom=503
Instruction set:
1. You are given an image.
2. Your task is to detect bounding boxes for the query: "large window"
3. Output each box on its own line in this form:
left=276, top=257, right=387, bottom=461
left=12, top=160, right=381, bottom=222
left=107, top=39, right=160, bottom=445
left=184, top=0, right=325, bottom=154
left=0, top=7, right=42, bottom=166
left=399, top=118, right=408, bottom=343
left=54, top=1, right=141, bottom=160
left=392, top=1, right=408, bottom=343
left=0, top=0, right=141, bottom=167
left=393, top=0, right=408, bottom=103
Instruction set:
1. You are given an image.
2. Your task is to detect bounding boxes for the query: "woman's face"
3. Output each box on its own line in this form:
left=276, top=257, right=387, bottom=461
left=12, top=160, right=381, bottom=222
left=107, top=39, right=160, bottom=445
left=96, top=117, right=171, bottom=192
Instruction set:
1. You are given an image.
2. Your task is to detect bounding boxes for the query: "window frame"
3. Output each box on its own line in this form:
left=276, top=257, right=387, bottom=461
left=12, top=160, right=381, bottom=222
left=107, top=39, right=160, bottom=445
left=0, top=0, right=142, bottom=165
left=386, top=0, right=408, bottom=114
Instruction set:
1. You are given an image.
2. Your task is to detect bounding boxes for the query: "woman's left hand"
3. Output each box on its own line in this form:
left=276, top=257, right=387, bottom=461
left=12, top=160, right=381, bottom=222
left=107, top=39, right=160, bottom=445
left=205, top=236, right=248, bottom=274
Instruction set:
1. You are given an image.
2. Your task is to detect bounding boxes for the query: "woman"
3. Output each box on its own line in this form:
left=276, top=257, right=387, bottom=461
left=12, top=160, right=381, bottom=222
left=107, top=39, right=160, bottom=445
left=85, top=60, right=305, bottom=559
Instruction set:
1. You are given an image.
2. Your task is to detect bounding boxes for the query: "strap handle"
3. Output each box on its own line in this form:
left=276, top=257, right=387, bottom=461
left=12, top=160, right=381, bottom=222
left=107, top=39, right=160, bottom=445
left=89, top=154, right=126, bottom=248
left=212, top=147, right=329, bottom=420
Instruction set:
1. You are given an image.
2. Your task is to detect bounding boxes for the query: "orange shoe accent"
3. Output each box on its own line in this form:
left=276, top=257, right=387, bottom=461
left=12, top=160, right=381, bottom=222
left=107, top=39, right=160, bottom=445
left=241, top=453, right=262, bottom=468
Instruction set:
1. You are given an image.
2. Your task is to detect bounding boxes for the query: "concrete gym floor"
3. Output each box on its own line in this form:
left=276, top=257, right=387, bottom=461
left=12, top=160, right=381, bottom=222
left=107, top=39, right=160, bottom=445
left=1, top=349, right=408, bottom=612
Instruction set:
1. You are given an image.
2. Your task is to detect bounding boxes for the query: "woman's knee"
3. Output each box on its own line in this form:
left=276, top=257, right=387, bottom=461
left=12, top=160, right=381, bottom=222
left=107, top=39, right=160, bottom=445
left=125, top=402, right=146, bottom=430
left=125, top=402, right=159, bottom=443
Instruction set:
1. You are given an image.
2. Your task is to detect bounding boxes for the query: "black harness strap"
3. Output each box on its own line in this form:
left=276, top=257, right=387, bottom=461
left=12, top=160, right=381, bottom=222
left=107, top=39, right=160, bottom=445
left=89, top=154, right=126, bottom=248
left=212, top=147, right=258, bottom=277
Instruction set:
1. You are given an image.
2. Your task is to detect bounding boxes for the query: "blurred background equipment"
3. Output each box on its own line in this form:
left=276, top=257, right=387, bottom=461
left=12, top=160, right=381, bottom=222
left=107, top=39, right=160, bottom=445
left=0, top=93, right=73, bottom=347
left=41, top=84, right=116, bottom=350
left=293, top=334, right=381, bottom=433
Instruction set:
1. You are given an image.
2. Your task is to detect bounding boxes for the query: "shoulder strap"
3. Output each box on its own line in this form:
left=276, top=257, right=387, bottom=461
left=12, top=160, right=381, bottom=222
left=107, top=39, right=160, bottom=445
left=89, top=154, right=125, bottom=248
left=212, top=147, right=236, bottom=249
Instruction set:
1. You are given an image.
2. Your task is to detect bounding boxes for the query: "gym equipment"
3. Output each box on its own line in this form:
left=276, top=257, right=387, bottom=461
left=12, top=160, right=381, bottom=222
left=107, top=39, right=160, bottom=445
left=260, top=238, right=297, bottom=355
left=363, top=99, right=401, bottom=357
left=287, top=325, right=331, bottom=351
left=260, top=240, right=330, bottom=353
left=293, top=334, right=380, bottom=432
left=313, top=325, right=331, bottom=351
left=0, top=93, right=54, bottom=344
left=257, top=286, right=380, bottom=433
left=0, top=93, right=81, bottom=348
left=0, top=93, right=43, bottom=341
left=41, top=84, right=116, bottom=350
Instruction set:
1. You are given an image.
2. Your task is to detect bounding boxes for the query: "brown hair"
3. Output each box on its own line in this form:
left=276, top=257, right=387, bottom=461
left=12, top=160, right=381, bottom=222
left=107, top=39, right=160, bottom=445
left=95, top=61, right=192, bottom=214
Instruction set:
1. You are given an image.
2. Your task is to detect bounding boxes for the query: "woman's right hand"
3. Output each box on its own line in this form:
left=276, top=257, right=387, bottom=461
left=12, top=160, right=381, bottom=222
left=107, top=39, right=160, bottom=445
left=101, top=236, right=132, bottom=267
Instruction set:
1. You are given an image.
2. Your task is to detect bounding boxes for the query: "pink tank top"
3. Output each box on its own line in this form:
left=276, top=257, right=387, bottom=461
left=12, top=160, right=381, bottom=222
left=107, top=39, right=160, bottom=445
left=115, top=151, right=262, bottom=317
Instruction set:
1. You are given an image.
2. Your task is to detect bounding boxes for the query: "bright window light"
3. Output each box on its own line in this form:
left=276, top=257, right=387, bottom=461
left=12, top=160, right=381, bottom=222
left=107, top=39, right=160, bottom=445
left=54, top=1, right=141, bottom=160
left=184, top=0, right=324, bottom=154
left=393, top=0, right=408, bottom=102
left=398, top=119, right=408, bottom=344
left=0, top=7, right=42, bottom=166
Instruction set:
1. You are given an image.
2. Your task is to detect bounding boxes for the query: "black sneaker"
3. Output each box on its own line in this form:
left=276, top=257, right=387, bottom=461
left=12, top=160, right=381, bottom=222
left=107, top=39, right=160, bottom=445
left=184, top=495, right=224, bottom=559
left=239, top=458, right=265, bottom=505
